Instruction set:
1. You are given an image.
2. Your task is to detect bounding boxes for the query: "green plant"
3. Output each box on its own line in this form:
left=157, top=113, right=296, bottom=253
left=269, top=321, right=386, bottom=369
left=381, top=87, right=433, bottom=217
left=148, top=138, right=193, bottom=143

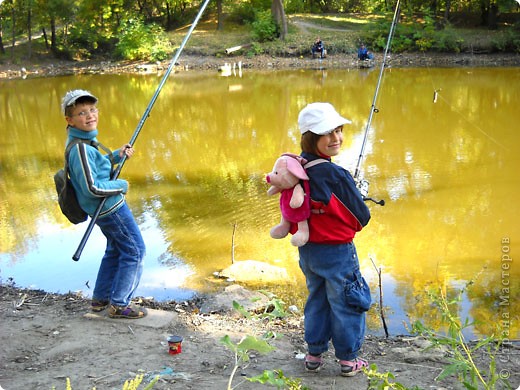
left=256, top=290, right=292, bottom=320
left=365, top=363, right=421, bottom=389
left=251, top=10, right=279, bottom=42
left=233, top=290, right=294, bottom=323
left=220, top=334, right=276, bottom=390
left=410, top=283, right=512, bottom=389
left=52, top=374, right=158, bottom=390
left=115, top=18, right=171, bottom=61
left=248, top=369, right=310, bottom=389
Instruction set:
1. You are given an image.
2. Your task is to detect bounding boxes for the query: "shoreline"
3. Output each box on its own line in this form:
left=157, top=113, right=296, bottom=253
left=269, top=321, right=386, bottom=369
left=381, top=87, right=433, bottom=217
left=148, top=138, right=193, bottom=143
left=1, top=283, right=519, bottom=389
left=2, top=52, right=520, bottom=80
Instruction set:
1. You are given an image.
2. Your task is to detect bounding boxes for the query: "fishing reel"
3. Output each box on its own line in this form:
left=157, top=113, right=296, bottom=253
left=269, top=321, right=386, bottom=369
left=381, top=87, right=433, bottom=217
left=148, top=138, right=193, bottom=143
left=356, top=179, right=385, bottom=206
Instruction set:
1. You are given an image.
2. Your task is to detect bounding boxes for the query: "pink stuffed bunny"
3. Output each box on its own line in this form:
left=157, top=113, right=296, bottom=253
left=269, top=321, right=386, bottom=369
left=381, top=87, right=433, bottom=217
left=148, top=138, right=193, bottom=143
left=266, top=153, right=310, bottom=247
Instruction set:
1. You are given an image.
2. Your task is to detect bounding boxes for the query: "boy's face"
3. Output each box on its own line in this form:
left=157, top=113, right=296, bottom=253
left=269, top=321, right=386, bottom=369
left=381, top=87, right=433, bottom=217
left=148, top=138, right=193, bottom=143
left=65, top=102, right=98, bottom=132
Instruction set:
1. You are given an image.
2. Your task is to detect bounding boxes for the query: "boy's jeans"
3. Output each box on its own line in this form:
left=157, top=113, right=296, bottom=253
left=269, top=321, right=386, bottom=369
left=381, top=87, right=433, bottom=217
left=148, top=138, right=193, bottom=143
left=93, top=203, right=145, bottom=307
left=298, top=242, right=371, bottom=361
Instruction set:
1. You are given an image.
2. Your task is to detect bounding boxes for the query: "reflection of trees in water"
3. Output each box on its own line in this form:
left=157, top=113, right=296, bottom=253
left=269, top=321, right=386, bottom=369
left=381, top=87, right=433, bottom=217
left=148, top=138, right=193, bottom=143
left=467, top=270, right=519, bottom=338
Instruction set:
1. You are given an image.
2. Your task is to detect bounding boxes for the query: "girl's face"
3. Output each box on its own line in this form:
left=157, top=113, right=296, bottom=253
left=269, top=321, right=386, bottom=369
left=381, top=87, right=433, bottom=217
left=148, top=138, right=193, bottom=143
left=316, top=126, right=343, bottom=157
left=66, top=103, right=98, bottom=132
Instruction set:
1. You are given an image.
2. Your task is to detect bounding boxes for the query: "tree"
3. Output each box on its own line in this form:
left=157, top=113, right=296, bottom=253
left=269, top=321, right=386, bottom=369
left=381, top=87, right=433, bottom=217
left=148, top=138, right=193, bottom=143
left=271, top=0, right=286, bottom=40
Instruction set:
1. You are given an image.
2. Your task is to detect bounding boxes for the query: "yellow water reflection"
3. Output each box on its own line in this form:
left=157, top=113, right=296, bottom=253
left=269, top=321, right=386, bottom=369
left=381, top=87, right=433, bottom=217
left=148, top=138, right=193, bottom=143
left=0, top=67, right=518, bottom=337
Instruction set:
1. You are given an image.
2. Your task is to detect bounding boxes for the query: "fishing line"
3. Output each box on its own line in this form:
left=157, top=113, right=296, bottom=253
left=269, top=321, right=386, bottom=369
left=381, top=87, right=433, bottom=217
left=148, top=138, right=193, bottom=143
left=423, top=53, right=509, bottom=151
left=72, top=0, right=212, bottom=261
left=353, top=0, right=401, bottom=207
left=353, top=0, right=401, bottom=182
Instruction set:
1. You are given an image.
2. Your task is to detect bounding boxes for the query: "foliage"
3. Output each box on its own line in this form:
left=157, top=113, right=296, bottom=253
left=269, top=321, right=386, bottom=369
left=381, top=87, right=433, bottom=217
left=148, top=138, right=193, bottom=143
left=248, top=369, right=311, bottom=389
left=410, top=282, right=513, bottom=390
left=361, top=10, right=466, bottom=53
left=51, top=374, right=158, bottom=390
left=227, top=0, right=271, bottom=25
left=491, top=27, right=520, bottom=52
left=63, top=23, right=115, bottom=60
left=223, top=292, right=306, bottom=389
left=115, top=18, right=171, bottom=61
left=251, top=9, right=279, bottom=42
left=233, top=290, right=295, bottom=322
left=122, top=374, right=158, bottom=390
left=365, top=363, right=421, bottom=389
left=220, top=334, right=276, bottom=390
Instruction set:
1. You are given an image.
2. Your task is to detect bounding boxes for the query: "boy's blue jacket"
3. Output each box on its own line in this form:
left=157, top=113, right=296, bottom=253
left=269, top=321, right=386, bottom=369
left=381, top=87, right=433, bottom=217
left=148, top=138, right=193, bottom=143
left=297, top=152, right=371, bottom=244
left=66, top=127, right=127, bottom=218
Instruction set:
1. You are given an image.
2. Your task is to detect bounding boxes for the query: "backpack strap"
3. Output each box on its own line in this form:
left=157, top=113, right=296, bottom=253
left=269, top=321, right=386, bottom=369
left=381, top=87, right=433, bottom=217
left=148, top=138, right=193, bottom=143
left=303, top=158, right=329, bottom=169
left=64, top=139, right=115, bottom=176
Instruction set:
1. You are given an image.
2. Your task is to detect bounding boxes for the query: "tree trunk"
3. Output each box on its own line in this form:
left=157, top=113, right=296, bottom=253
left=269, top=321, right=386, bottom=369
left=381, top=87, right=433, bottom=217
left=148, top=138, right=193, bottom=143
left=488, top=3, right=498, bottom=30
left=271, top=0, right=287, bottom=40
left=444, top=0, right=451, bottom=24
left=42, top=27, right=48, bottom=50
left=11, top=5, right=15, bottom=60
left=50, top=17, right=57, bottom=54
left=0, top=17, right=5, bottom=55
left=217, top=0, right=223, bottom=31
left=27, top=1, right=32, bottom=59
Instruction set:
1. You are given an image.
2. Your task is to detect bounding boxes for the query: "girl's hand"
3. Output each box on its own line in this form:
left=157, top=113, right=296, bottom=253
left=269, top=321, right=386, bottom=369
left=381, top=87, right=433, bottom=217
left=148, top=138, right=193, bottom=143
left=119, top=144, right=134, bottom=158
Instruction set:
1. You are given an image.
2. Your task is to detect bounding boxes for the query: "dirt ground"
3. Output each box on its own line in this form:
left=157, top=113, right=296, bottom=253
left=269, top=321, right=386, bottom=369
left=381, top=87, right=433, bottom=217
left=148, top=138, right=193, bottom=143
left=0, top=284, right=518, bottom=390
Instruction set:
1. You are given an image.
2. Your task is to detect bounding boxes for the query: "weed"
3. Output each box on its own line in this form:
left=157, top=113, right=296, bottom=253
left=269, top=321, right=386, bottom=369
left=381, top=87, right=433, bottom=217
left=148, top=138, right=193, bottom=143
left=365, top=363, right=421, bottom=389
left=410, top=282, right=513, bottom=389
left=220, top=334, right=276, bottom=390
left=248, top=369, right=311, bottom=389
left=51, top=374, right=158, bottom=390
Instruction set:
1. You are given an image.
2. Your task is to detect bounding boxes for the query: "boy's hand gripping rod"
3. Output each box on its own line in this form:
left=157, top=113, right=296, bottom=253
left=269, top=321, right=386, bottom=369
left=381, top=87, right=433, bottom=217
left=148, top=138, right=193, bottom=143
left=72, top=0, right=212, bottom=261
left=353, top=0, right=401, bottom=207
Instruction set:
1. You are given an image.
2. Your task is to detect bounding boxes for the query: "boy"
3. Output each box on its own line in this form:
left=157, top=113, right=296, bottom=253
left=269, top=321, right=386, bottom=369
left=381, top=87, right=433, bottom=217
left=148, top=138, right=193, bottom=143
left=61, top=89, right=147, bottom=319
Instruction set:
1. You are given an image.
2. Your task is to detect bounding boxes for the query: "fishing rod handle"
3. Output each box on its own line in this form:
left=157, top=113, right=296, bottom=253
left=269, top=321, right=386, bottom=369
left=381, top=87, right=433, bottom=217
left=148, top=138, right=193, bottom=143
left=363, top=197, right=385, bottom=206
left=72, top=197, right=107, bottom=261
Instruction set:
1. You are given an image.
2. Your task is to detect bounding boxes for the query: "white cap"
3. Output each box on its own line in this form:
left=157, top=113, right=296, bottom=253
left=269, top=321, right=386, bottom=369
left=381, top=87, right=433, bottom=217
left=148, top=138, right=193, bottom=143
left=61, top=89, right=97, bottom=115
left=298, top=102, right=351, bottom=135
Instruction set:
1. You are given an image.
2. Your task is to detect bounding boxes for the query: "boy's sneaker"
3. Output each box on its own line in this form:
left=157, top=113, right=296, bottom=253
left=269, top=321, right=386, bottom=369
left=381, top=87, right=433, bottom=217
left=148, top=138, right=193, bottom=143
left=108, top=304, right=147, bottom=319
left=91, top=299, right=109, bottom=312
left=304, top=354, right=323, bottom=372
left=339, top=357, right=368, bottom=377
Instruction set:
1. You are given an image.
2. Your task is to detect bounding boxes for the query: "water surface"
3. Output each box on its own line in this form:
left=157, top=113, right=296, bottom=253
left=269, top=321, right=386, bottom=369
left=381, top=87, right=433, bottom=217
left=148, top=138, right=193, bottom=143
left=1, top=66, right=518, bottom=337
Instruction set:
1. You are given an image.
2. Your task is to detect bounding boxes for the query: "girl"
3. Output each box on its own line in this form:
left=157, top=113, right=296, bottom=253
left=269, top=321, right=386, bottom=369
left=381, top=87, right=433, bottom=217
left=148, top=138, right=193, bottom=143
left=297, top=102, right=371, bottom=376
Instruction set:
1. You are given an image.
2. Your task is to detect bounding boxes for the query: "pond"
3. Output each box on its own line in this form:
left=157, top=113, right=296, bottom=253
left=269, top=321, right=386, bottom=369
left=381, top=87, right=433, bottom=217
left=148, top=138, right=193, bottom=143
left=1, top=65, right=518, bottom=338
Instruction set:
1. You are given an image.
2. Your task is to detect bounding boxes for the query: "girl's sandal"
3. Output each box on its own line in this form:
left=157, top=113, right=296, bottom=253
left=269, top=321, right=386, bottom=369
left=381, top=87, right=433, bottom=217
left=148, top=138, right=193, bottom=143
left=339, top=357, right=368, bottom=377
left=108, top=304, right=147, bottom=319
left=304, top=354, right=323, bottom=372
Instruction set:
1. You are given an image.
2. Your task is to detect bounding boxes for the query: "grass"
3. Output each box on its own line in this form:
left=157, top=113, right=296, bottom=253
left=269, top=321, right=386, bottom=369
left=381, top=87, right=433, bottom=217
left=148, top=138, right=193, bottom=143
left=1, top=13, right=518, bottom=66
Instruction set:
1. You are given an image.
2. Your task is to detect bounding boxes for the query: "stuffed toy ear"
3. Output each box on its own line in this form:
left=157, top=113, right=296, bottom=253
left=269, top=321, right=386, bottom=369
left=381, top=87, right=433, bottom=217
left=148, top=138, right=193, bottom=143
left=285, top=156, right=309, bottom=180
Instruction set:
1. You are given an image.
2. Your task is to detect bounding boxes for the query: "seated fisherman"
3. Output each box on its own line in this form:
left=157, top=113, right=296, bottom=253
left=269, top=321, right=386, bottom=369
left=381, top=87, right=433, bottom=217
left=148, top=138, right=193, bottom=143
left=312, top=37, right=325, bottom=59
left=357, top=43, right=373, bottom=61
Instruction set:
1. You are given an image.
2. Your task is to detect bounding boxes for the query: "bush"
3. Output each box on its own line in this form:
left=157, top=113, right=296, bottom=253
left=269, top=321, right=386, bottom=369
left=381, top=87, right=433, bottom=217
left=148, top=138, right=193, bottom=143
left=115, top=18, right=171, bottom=61
left=491, top=28, right=520, bottom=52
left=251, top=10, right=279, bottom=42
left=63, top=25, right=115, bottom=60
left=228, top=0, right=271, bottom=25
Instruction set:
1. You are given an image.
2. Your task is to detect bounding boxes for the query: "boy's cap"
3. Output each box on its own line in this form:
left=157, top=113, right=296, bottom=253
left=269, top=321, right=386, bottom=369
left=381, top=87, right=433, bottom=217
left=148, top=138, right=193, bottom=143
left=298, top=102, right=351, bottom=135
left=61, top=89, right=97, bottom=115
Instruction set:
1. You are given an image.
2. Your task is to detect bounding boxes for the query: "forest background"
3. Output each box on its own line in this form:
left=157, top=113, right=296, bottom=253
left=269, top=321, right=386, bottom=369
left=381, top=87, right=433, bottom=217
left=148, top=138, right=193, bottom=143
left=1, top=0, right=520, bottom=68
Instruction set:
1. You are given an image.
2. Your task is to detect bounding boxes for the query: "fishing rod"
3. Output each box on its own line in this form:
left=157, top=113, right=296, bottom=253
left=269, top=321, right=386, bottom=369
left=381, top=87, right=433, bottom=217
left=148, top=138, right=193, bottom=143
left=72, top=0, right=212, bottom=261
left=353, top=0, right=401, bottom=206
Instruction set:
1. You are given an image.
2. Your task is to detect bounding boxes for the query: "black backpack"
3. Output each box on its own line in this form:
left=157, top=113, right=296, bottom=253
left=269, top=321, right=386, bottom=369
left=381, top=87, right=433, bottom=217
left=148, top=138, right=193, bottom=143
left=54, top=139, right=112, bottom=224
